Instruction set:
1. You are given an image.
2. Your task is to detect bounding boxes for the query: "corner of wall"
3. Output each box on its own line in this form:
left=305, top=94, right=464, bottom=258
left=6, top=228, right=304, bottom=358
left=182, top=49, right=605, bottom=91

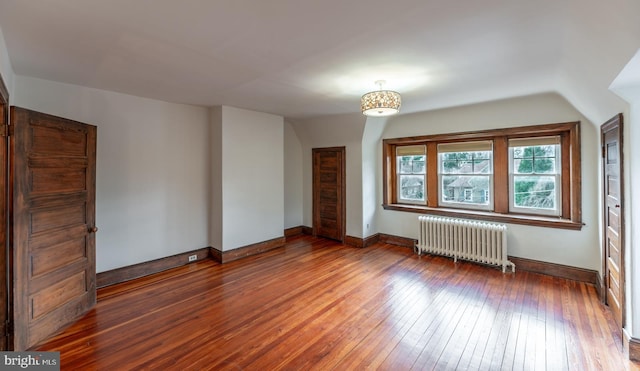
left=209, top=106, right=223, bottom=250
left=284, top=120, right=304, bottom=228
left=362, top=116, right=390, bottom=237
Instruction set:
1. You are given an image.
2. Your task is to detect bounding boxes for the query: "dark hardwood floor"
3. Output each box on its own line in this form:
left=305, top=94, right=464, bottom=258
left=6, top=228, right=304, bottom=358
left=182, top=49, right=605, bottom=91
left=35, top=235, right=639, bottom=370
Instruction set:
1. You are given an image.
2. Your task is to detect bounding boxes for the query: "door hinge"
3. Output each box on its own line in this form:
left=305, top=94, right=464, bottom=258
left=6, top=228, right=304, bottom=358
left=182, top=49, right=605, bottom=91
left=602, top=145, right=606, bottom=158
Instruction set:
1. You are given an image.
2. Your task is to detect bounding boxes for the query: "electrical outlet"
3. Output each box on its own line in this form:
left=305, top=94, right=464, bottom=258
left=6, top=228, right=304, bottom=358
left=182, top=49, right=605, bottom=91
left=188, top=254, right=197, bottom=262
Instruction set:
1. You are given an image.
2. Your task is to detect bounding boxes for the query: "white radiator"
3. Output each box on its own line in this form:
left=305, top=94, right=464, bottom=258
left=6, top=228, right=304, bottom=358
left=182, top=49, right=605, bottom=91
left=416, top=215, right=515, bottom=273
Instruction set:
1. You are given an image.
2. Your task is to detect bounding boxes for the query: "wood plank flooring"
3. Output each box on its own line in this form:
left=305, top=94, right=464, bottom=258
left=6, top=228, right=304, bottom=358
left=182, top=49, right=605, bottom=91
left=35, top=235, right=639, bottom=370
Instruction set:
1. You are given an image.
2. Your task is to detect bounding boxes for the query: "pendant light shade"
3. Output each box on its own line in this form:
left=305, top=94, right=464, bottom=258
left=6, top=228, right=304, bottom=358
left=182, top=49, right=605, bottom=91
left=361, top=80, right=401, bottom=117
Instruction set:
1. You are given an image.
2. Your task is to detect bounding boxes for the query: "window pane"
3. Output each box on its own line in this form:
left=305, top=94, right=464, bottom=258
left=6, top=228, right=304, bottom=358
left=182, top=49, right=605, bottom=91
left=442, top=159, right=459, bottom=173
left=400, top=175, right=425, bottom=201
left=399, top=157, right=412, bottom=173
left=513, top=175, right=556, bottom=209
left=412, top=159, right=425, bottom=173
left=441, top=175, right=490, bottom=205
left=513, top=159, right=533, bottom=173
left=473, top=158, right=491, bottom=174
left=512, top=145, right=558, bottom=174
left=534, top=158, right=556, bottom=174
left=398, top=155, right=426, bottom=174
left=441, top=151, right=492, bottom=174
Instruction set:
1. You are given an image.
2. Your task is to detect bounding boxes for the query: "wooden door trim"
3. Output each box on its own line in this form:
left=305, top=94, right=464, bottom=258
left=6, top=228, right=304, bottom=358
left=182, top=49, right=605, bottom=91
left=601, top=113, right=625, bottom=327
left=0, top=71, right=8, bottom=350
left=312, top=146, right=346, bottom=242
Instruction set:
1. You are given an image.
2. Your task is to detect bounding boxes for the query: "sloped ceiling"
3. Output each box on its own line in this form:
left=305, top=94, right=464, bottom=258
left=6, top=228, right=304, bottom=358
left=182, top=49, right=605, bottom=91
left=0, top=0, right=637, bottom=122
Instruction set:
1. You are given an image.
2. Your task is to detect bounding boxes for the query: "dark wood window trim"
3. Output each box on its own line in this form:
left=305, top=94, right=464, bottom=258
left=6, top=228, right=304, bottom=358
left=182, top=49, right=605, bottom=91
left=382, top=121, right=583, bottom=230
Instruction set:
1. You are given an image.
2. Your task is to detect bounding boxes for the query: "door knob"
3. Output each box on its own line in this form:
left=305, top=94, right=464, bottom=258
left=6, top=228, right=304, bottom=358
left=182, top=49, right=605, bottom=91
left=89, top=226, right=99, bottom=233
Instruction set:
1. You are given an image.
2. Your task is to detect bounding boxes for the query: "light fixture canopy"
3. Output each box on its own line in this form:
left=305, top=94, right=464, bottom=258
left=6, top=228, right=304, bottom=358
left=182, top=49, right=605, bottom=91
left=361, top=80, right=401, bottom=117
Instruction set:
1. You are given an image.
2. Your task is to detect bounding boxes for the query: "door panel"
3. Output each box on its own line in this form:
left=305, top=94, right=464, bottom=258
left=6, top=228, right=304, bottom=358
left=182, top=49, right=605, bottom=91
left=601, top=113, right=624, bottom=332
left=11, top=107, right=97, bottom=350
left=313, top=147, right=345, bottom=242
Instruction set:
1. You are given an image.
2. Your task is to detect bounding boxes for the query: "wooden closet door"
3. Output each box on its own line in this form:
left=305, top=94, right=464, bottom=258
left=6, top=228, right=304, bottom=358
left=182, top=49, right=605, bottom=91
left=601, top=114, right=624, bottom=333
left=313, top=147, right=345, bottom=242
left=10, top=107, right=97, bottom=350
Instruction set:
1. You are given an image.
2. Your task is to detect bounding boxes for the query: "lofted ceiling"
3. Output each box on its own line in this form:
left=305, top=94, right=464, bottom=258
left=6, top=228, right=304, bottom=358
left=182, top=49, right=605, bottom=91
left=0, top=0, right=638, bottom=120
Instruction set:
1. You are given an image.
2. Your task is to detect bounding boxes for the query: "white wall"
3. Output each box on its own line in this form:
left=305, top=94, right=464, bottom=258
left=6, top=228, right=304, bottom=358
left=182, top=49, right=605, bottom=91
left=362, top=117, right=388, bottom=238
left=376, top=92, right=600, bottom=270
left=212, top=106, right=284, bottom=251
left=13, top=76, right=211, bottom=272
left=556, top=0, right=638, bottom=126
left=210, top=106, right=223, bottom=250
left=0, top=23, right=14, bottom=96
left=291, top=113, right=366, bottom=238
left=284, top=120, right=303, bottom=229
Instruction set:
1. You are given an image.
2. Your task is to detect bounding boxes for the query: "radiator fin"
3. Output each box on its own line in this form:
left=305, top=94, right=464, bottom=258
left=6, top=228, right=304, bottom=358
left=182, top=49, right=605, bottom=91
left=416, top=215, right=515, bottom=273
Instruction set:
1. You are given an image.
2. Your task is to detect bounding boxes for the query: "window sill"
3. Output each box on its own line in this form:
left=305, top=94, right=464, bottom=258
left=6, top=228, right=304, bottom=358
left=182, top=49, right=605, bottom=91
left=382, top=203, right=583, bottom=231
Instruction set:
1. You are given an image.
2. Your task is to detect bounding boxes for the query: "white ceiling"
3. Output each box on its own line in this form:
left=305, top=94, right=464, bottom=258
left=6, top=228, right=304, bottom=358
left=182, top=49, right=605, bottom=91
left=0, top=0, right=638, bottom=120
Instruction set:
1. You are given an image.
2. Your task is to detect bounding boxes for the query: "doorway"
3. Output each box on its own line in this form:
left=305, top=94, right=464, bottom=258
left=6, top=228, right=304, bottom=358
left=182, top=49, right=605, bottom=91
left=601, top=113, right=625, bottom=333
left=312, top=147, right=346, bottom=242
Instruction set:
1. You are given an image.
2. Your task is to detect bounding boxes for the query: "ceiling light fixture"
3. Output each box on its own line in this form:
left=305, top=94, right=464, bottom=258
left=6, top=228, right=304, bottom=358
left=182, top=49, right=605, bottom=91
left=361, top=80, right=401, bottom=117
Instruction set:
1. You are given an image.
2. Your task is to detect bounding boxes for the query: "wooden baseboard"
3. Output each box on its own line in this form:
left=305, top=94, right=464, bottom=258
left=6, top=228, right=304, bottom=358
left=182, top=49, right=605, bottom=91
left=346, top=233, right=416, bottom=249
left=344, top=235, right=362, bottom=248
left=96, top=247, right=211, bottom=288
left=344, top=233, right=416, bottom=249
left=211, top=236, right=286, bottom=264
left=284, top=225, right=313, bottom=238
left=629, top=336, right=640, bottom=363
left=344, top=234, right=379, bottom=248
left=508, top=256, right=597, bottom=284
left=284, top=226, right=303, bottom=237
left=363, top=234, right=380, bottom=247
left=623, top=329, right=640, bottom=362
left=379, top=233, right=416, bottom=249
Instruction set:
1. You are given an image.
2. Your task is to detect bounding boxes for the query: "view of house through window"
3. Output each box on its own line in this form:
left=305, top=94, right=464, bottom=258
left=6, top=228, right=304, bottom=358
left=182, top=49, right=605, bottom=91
left=438, top=141, right=493, bottom=210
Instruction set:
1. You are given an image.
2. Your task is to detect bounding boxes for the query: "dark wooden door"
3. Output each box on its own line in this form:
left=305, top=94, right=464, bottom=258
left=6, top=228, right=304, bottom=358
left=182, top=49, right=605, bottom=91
left=601, top=113, right=624, bottom=332
left=10, top=107, right=97, bottom=350
left=313, top=147, right=345, bottom=242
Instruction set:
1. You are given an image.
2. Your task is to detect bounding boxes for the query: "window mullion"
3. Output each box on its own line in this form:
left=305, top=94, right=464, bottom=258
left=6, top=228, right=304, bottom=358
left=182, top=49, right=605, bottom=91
left=426, top=142, right=439, bottom=207
left=493, top=137, right=509, bottom=213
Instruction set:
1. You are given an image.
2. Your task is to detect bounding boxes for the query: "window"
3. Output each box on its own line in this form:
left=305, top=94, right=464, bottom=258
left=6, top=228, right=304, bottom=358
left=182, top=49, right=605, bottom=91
left=396, top=145, right=426, bottom=204
left=382, top=122, right=582, bottom=230
left=509, top=137, right=561, bottom=216
left=438, top=141, right=493, bottom=211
